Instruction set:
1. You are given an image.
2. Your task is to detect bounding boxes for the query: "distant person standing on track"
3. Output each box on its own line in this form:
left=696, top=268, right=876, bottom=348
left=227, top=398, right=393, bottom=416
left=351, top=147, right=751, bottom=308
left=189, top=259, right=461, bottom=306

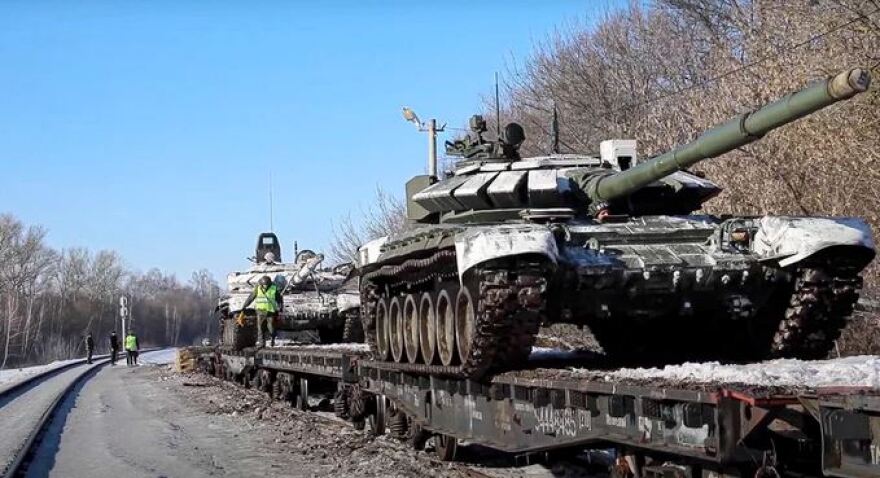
left=240, top=275, right=283, bottom=348
left=125, top=331, right=139, bottom=366
left=109, top=331, right=119, bottom=365
left=85, top=333, right=95, bottom=364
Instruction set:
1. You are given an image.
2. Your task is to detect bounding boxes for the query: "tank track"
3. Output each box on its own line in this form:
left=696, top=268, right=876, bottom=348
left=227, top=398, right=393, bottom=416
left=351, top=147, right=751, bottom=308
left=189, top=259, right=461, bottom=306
left=361, top=249, right=458, bottom=357
left=361, top=249, right=548, bottom=378
left=771, top=267, right=862, bottom=359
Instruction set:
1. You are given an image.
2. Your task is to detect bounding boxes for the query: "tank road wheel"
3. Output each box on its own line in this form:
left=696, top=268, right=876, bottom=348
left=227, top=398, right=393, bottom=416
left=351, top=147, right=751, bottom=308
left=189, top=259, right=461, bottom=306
left=434, top=434, right=458, bottom=461
left=375, top=298, right=390, bottom=360
left=419, top=292, right=437, bottom=364
left=403, top=294, right=420, bottom=363
left=389, top=297, right=405, bottom=363
left=435, top=287, right=458, bottom=366
left=455, top=287, right=476, bottom=364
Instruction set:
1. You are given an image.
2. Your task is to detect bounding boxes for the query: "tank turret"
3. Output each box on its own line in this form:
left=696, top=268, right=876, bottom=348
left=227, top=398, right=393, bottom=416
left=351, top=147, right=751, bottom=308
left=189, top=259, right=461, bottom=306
left=409, top=68, right=871, bottom=223
left=576, top=68, right=871, bottom=203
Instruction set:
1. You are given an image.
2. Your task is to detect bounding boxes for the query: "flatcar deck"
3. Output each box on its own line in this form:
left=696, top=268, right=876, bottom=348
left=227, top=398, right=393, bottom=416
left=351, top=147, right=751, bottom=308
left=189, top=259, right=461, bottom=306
left=199, top=345, right=880, bottom=478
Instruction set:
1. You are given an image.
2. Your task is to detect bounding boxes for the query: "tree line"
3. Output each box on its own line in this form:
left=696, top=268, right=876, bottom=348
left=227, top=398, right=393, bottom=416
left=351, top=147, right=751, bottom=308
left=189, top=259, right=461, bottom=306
left=0, top=213, right=220, bottom=368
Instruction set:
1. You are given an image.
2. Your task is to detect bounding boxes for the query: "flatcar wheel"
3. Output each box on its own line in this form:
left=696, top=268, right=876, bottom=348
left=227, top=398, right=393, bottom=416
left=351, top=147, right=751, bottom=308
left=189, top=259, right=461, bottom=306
left=375, top=298, right=390, bottom=360
left=259, top=370, right=274, bottom=395
left=408, top=422, right=429, bottom=451
left=276, top=373, right=294, bottom=402
left=436, top=288, right=458, bottom=366
left=403, top=294, right=420, bottom=363
left=388, top=408, right=408, bottom=440
left=389, top=297, right=404, bottom=363
left=419, top=292, right=437, bottom=364
left=333, top=388, right=350, bottom=419
left=294, top=393, right=307, bottom=411
left=455, top=287, right=476, bottom=363
left=241, top=368, right=251, bottom=389
left=434, top=434, right=457, bottom=461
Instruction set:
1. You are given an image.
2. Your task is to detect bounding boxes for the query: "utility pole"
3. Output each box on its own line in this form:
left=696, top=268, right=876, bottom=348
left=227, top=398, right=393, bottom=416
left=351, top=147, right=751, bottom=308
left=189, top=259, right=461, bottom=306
left=402, top=108, right=446, bottom=177
left=119, top=295, right=130, bottom=337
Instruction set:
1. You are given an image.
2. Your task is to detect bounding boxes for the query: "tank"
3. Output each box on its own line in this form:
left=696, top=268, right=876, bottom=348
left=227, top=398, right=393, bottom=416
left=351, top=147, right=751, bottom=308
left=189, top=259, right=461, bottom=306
left=358, top=68, right=875, bottom=378
left=217, top=232, right=362, bottom=349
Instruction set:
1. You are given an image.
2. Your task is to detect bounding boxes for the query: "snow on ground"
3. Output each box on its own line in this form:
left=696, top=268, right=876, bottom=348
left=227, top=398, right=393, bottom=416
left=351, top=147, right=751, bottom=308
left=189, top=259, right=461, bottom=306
left=588, top=355, right=880, bottom=389
left=139, top=348, right=179, bottom=365
left=0, top=358, right=82, bottom=388
left=294, top=343, right=370, bottom=352
left=529, top=346, right=595, bottom=361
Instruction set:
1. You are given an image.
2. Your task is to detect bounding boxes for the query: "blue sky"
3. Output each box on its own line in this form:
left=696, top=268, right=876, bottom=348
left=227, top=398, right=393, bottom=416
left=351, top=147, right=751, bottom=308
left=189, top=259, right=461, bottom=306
left=0, top=1, right=623, bottom=283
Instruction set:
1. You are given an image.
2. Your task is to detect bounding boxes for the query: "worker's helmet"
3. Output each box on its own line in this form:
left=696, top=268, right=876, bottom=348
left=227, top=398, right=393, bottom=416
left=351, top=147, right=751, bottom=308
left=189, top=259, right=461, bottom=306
left=259, top=275, right=272, bottom=287
left=264, top=252, right=276, bottom=263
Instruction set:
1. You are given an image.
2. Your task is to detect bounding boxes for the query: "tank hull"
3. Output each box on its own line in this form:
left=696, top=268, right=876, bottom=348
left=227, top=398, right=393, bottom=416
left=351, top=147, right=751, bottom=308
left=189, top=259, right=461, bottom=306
left=360, top=215, right=874, bottom=376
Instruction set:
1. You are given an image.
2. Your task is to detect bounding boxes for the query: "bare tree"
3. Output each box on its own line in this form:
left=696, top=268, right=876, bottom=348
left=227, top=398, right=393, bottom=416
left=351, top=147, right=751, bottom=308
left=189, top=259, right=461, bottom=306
left=329, top=187, right=408, bottom=265
left=0, top=213, right=223, bottom=368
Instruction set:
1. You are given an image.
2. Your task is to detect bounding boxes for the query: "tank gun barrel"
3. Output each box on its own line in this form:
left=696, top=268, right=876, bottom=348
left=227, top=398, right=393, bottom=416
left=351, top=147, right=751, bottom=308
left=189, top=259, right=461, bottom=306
left=288, top=254, right=324, bottom=288
left=588, top=68, right=871, bottom=202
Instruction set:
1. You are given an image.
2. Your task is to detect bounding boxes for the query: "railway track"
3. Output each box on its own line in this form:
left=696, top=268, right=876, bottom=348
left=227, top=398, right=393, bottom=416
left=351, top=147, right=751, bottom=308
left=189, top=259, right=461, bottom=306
left=0, top=358, right=111, bottom=477
left=0, top=349, right=167, bottom=478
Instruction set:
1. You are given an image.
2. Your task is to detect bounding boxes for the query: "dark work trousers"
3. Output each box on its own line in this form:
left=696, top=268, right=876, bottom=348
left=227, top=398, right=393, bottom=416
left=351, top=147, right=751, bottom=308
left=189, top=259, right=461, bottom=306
left=87, top=349, right=94, bottom=364
left=111, top=348, right=118, bottom=365
left=257, top=311, right=277, bottom=347
left=127, top=350, right=138, bottom=366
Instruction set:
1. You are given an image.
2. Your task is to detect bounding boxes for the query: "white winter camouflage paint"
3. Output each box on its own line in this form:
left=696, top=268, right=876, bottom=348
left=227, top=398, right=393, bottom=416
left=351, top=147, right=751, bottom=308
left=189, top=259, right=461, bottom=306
left=752, top=216, right=875, bottom=267
left=454, top=225, right=559, bottom=277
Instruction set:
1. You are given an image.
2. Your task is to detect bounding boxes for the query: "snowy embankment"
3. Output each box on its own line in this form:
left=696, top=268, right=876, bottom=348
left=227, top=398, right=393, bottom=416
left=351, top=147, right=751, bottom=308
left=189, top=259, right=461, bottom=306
left=0, top=358, right=82, bottom=388
left=139, top=348, right=178, bottom=365
left=588, top=355, right=880, bottom=389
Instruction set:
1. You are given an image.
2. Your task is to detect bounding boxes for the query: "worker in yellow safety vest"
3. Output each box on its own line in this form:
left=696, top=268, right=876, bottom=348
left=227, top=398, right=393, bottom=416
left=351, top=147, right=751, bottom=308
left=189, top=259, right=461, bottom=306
left=240, top=275, right=283, bottom=347
left=125, top=331, right=139, bottom=366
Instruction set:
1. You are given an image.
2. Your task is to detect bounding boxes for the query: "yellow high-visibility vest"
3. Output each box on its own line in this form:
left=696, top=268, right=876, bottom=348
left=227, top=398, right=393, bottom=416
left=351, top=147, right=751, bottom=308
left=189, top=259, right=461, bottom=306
left=254, top=284, right=278, bottom=313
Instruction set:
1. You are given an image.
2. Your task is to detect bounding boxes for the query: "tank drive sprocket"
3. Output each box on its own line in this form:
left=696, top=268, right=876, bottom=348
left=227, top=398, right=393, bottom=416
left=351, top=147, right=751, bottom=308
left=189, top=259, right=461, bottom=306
left=771, top=267, right=862, bottom=359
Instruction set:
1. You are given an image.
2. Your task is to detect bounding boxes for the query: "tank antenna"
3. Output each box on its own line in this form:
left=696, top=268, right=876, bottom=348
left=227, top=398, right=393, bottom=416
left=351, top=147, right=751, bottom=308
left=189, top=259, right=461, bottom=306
left=494, top=72, right=501, bottom=138
left=551, top=103, right=560, bottom=154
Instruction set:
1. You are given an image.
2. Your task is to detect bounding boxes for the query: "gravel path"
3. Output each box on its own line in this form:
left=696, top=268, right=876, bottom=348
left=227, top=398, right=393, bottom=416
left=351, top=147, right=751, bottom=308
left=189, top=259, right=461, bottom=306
left=163, top=370, right=604, bottom=478
left=25, top=361, right=332, bottom=477
left=17, top=357, right=602, bottom=477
